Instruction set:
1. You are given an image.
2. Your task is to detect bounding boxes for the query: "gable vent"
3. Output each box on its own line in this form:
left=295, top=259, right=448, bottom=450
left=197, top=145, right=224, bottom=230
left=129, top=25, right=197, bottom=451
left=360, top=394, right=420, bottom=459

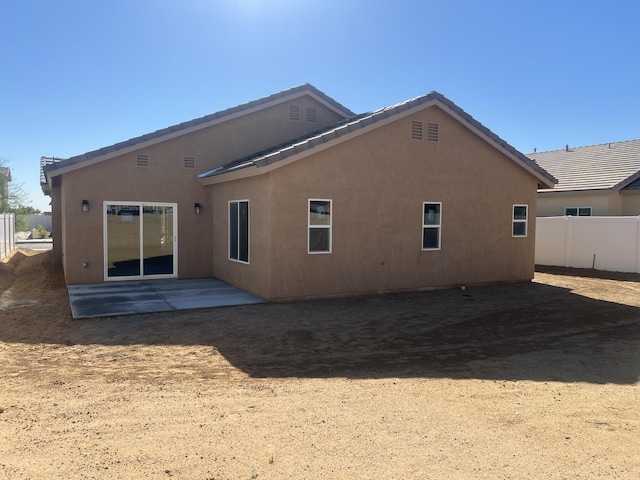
left=411, top=121, right=423, bottom=140
left=306, top=107, right=317, bottom=123
left=184, top=156, right=196, bottom=168
left=427, top=123, right=439, bottom=142
left=289, top=105, right=300, bottom=121
left=136, top=154, right=149, bottom=167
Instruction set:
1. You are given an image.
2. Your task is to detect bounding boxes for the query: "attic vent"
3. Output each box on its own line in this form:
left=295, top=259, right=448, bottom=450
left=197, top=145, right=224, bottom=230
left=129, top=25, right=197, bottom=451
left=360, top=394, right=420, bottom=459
left=411, top=121, right=423, bottom=140
left=306, top=107, right=317, bottom=123
left=184, top=156, right=196, bottom=168
left=289, top=105, right=300, bottom=121
left=136, top=154, right=149, bottom=167
left=427, top=123, right=439, bottom=142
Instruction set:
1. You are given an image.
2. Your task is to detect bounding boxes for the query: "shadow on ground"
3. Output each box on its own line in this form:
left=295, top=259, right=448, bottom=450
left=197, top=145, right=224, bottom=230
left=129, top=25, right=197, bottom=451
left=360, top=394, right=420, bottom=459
left=39, top=287, right=640, bottom=384
left=2, top=250, right=639, bottom=384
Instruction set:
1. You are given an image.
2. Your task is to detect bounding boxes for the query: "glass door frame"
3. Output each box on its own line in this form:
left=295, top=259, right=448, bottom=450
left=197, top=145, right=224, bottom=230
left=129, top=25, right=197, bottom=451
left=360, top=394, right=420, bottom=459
left=103, top=201, right=178, bottom=281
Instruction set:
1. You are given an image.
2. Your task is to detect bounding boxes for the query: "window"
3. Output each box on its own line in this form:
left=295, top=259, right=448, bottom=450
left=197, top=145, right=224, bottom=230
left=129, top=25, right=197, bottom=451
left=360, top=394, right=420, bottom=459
left=422, top=202, right=441, bottom=250
left=229, top=200, right=249, bottom=263
left=512, top=205, right=528, bottom=237
left=308, top=199, right=331, bottom=253
left=564, top=207, right=591, bottom=216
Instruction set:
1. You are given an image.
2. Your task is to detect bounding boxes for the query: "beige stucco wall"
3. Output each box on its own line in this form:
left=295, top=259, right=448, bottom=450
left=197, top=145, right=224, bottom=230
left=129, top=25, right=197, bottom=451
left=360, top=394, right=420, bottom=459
left=50, top=180, right=63, bottom=266
left=57, top=94, right=344, bottom=284
left=211, top=105, right=540, bottom=300
left=621, top=192, right=640, bottom=215
left=537, top=192, right=624, bottom=217
left=210, top=175, right=272, bottom=298
left=57, top=153, right=210, bottom=284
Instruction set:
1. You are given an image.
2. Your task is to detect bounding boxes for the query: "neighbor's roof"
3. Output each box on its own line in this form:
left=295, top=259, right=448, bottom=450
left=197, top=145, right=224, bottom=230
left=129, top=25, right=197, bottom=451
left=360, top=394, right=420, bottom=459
left=199, top=91, right=557, bottom=189
left=41, top=83, right=355, bottom=193
left=530, top=139, right=640, bottom=193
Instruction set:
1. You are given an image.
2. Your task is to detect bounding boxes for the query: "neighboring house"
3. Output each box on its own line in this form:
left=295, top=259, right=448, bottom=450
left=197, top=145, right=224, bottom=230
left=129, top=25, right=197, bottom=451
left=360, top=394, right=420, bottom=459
left=0, top=166, right=10, bottom=212
left=41, top=84, right=555, bottom=300
left=531, top=139, right=640, bottom=217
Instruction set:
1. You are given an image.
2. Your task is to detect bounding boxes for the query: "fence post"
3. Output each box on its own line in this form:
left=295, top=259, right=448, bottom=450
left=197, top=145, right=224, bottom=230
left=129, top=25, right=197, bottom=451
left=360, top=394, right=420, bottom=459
left=564, top=216, right=572, bottom=268
left=0, top=213, right=15, bottom=259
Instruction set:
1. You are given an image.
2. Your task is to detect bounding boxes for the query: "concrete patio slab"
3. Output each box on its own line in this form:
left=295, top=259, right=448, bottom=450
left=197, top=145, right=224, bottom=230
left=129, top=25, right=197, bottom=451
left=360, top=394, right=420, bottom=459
left=67, top=278, right=266, bottom=319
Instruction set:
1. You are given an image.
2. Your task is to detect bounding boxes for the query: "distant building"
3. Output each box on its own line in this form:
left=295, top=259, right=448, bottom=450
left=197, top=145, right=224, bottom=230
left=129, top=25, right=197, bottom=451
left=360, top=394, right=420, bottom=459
left=531, top=139, right=640, bottom=216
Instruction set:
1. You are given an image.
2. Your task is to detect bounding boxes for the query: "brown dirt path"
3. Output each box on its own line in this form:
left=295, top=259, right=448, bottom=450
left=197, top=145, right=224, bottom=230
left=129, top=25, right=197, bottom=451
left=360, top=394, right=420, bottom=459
left=1, top=250, right=638, bottom=479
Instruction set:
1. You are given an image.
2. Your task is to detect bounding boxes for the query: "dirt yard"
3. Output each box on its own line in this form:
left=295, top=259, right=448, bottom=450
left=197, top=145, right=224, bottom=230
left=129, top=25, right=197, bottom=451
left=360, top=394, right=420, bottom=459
left=1, top=249, right=638, bottom=479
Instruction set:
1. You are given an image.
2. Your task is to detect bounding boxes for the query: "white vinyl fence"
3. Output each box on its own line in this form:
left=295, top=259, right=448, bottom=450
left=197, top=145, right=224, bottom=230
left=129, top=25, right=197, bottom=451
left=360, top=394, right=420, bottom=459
left=536, top=216, right=640, bottom=273
left=1, top=213, right=15, bottom=260
left=25, top=214, right=53, bottom=231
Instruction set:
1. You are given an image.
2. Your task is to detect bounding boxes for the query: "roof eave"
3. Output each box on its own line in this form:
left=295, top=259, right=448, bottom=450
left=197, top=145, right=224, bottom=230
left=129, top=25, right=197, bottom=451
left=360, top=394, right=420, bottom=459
left=42, top=83, right=354, bottom=181
left=201, top=93, right=558, bottom=189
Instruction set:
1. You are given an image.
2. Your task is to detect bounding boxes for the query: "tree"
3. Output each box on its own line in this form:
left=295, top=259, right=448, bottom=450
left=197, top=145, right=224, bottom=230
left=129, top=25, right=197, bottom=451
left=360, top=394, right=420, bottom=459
left=0, top=157, right=36, bottom=214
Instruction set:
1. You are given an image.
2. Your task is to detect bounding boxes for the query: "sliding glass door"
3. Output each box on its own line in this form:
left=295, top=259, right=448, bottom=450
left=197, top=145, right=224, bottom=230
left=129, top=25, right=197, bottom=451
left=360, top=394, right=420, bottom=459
left=104, top=202, right=177, bottom=280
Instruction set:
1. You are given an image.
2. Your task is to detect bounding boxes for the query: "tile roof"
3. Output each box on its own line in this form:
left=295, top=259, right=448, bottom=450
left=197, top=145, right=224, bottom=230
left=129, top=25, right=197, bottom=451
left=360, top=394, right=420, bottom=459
left=40, top=157, right=59, bottom=193
left=41, top=83, right=355, bottom=192
left=530, top=139, right=640, bottom=193
left=199, top=91, right=556, bottom=188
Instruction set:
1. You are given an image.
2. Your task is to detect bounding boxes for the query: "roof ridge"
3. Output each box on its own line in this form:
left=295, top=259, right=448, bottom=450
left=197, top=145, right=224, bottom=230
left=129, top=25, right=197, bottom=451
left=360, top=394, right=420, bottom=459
left=41, top=83, right=355, bottom=191
left=201, top=90, right=556, bottom=188
left=532, top=138, right=640, bottom=155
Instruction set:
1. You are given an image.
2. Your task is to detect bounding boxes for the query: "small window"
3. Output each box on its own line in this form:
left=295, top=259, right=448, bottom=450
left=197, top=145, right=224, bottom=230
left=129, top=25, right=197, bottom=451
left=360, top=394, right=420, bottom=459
left=308, top=199, right=331, bottom=254
left=422, top=202, right=441, bottom=250
left=427, top=123, right=439, bottom=142
left=564, top=207, right=591, bottom=216
left=229, top=200, right=249, bottom=263
left=136, top=154, right=149, bottom=167
left=289, top=105, right=300, bottom=121
left=411, top=121, right=423, bottom=140
left=306, top=107, right=317, bottom=123
left=513, top=205, right=528, bottom=237
left=184, top=156, right=196, bottom=168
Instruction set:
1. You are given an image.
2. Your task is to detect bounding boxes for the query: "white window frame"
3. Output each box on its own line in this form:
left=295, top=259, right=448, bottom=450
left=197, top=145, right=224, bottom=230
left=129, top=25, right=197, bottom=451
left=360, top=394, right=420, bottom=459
left=103, top=201, right=178, bottom=281
left=228, top=199, right=250, bottom=264
left=564, top=207, right=592, bottom=216
left=422, top=202, right=442, bottom=251
left=308, top=199, right=332, bottom=254
left=512, top=204, right=528, bottom=237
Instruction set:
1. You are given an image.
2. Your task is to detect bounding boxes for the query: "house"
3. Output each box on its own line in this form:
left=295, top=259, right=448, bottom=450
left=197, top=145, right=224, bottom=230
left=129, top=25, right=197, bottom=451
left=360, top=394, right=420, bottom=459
left=41, top=84, right=555, bottom=300
left=530, top=139, right=640, bottom=217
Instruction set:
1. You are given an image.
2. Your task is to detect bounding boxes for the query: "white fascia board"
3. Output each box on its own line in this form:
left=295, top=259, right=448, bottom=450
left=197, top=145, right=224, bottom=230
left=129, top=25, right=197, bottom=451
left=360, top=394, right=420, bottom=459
left=537, top=188, right=613, bottom=197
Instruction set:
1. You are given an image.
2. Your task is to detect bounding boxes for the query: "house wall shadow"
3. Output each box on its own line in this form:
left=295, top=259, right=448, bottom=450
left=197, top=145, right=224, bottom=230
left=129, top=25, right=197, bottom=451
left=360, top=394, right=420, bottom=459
left=69, top=282, right=640, bottom=385
left=1, top=249, right=639, bottom=385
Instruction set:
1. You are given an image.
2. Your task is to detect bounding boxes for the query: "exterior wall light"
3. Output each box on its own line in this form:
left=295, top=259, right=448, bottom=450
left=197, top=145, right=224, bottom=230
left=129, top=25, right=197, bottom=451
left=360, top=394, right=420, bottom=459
left=82, top=199, right=89, bottom=212
left=195, top=202, right=201, bottom=214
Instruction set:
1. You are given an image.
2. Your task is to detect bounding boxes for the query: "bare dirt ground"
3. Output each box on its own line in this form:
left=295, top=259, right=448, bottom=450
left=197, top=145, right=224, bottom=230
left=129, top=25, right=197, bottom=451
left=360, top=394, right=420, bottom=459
left=1, top=249, right=639, bottom=479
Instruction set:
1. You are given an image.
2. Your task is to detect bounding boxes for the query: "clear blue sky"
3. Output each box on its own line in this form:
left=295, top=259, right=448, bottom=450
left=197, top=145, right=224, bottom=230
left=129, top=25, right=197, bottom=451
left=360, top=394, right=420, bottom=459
left=2, top=0, right=639, bottom=212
